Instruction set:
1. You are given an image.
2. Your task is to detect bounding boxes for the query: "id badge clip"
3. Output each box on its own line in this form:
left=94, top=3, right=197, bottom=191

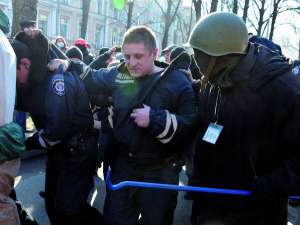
left=202, top=122, right=223, bottom=145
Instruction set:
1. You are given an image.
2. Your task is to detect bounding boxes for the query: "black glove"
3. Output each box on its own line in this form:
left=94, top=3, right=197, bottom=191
left=25, top=133, right=41, bottom=150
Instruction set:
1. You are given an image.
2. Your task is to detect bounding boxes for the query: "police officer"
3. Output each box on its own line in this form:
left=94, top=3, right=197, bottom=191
left=15, top=29, right=103, bottom=225
left=187, top=12, right=300, bottom=225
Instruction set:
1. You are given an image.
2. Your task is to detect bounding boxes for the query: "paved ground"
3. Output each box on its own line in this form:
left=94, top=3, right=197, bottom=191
left=15, top=154, right=192, bottom=225
left=15, top=153, right=300, bottom=225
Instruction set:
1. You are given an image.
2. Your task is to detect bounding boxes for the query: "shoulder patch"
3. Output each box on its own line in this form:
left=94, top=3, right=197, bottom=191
left=52, top=78, right=65, bottom=96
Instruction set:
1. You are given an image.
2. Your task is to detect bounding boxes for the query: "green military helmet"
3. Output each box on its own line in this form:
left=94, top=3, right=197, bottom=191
left=188, top=12, right=248, bottom=57
left=0, top=8, right=9, bottom=34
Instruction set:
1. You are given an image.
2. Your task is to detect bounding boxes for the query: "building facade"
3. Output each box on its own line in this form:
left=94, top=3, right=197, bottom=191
left=0, top=0, right=189, bottom=53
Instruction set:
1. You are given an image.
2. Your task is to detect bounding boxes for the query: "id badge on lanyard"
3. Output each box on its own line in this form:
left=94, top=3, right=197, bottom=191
left=202, top=86, right=223, bottom=145
left=203, top=123, right=223, bottom=144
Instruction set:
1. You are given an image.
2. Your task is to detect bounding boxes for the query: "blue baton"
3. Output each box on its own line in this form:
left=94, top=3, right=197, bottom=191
left=106, top=168, right=300, bottom=201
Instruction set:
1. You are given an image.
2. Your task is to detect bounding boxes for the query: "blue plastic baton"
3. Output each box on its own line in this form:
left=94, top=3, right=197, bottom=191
left=106, top=168, right=300, bottom=201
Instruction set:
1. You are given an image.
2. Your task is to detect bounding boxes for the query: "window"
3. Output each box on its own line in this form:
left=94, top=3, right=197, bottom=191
left=60, top=0, right=69, bottom=5
left=95, top=25, right=103, bottom=48
left=77, top=22, right=82, bottom=38
left=38, top=14, right=48, bottom=36
left=97, top=0, right=102, bottom=14
left=113, top=8, right=122, bottom=20
left=112, top=28, right=123, bottom=46
left=60, top=17, right=69, bottom=39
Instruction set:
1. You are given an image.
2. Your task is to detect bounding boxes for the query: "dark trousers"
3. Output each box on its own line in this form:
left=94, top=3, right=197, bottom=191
left=191, top=198, right=288, bottom=225
left=44, top=136, right=104, bottom=225
left=98, top=132, right=114, bottom=180
left=104, top=158, right=180, bottom=225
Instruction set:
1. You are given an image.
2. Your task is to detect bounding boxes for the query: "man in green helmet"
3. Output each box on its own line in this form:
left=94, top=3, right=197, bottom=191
left=187, top=12, right=300, bottom=225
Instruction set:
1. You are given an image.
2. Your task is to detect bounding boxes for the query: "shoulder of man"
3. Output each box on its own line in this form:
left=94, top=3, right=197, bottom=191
left=164, top=67, right=191, bottom=85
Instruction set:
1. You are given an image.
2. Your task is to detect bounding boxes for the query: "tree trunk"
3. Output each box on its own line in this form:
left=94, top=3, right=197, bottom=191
left=126, top=1, right=134, bottom=30
left=233, top=0, right=238, bottom=14
left=81, top=0, right=91, bottom=38
left=187, top=5, right=193, bottom=40
left=257, top=0, right=266, bottom=36
left=162, top=0, right=172, bottom=49
left=242, top=0, right=250, bottom=22
left=192, top=0, right=202, bottom=21
left=210, top=0, right=218, bottom=13
left=155, top=0, right=181, bottom=49
left=162, top=25, right=171, bottom=49
left=269, top=0, right=281, bottom=41
left=11, top=0, right=38, bottom=36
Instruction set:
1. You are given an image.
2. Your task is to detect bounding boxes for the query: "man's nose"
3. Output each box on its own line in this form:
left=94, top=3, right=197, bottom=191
left=128, top=57, right=137, bottom=67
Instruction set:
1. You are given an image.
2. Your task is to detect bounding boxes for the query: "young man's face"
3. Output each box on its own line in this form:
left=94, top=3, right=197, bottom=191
left=16, top=58, right=31, bottom=86
left=123, top=43, right=158, bottom=78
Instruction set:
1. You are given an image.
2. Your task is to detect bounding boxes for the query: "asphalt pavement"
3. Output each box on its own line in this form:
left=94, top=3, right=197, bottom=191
left=15, top=154, right=192, bottom=225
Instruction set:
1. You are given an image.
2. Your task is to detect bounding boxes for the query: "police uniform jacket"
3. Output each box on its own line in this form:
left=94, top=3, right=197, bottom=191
left=82, top=63, right=197, bottom=167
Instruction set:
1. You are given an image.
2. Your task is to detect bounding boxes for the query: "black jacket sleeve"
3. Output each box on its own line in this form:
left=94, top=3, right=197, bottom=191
left=89, top=52, right=112, bottom=70
left=253, top=74, right=300, bottom=199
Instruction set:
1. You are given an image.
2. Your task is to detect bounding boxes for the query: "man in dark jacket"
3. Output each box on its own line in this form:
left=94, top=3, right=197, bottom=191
left=51, top=25, right=197, bottom=225
left=248, top=33, right=282, bottom=55
left=187, top=12, right=300, bottom=225
left=15, top=28, right=103, bottom=225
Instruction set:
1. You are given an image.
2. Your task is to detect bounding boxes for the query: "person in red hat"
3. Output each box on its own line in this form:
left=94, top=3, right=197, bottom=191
left=74, top=38, right=94, bottom=65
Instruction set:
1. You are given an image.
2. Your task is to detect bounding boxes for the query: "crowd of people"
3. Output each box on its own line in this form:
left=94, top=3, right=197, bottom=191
left=1, top=8, right=300, bottom=225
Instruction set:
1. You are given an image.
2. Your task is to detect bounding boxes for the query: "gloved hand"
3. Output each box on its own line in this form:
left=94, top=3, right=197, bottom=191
left=25, top=133, right=41, bottom=150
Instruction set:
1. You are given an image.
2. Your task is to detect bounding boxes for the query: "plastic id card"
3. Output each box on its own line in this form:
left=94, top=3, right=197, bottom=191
left=202, top=123, right=223, bottom=145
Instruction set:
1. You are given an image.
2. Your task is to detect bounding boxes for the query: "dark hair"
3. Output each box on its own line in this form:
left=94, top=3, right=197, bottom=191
left=122, top=25, right=156, bottom=51
left=170, top=47, right=191, bottom=70
left=66, top=46, right=83, bottom=61
left=170, top=47, right=186, bottom=61
left=10, top=39, right=31, bottom=67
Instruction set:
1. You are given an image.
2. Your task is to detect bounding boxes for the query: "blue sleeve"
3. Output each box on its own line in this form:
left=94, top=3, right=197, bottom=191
left=149, top=71, right=198, bottom=145
left=38, top=66, right=76, bottom=147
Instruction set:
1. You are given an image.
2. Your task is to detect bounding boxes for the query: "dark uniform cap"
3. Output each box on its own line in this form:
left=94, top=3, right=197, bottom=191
left=19, top=20, right=36, bottom=30
left=170, top=47, right=186, bottom=61
left=66, top=46, right=83, bottom=61
left=0, top=8, right=10, bottom=34
left=161, top=44, right=177, bottom=55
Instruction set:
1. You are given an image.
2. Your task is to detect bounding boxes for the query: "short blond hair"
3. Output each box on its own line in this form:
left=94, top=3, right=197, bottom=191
left=122, top=26, right=156, bottom=51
